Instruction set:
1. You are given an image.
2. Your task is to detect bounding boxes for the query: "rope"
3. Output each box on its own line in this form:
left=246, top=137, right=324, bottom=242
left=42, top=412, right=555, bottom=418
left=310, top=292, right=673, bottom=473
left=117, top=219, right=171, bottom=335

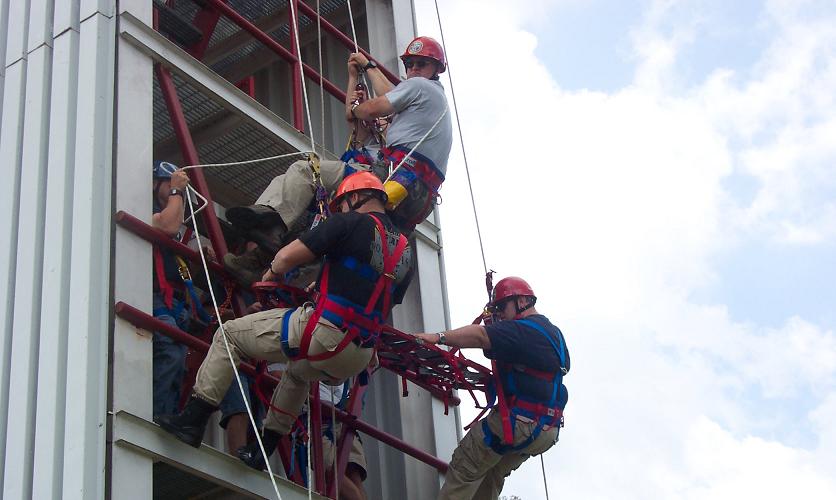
left=181, top=151, right=309, bottom=170
left=307, top=393, right=313, bottom=500
left=288, top=0, right=317, bottom=153
left=346, top=0, right=373, bottom=97
left=183, top=188, right=284, bottom=500
left=433, top=0, right=488, bottom=275
left=331, top=387, right=338, bottom=499
left=317, top=0, right=326, bottom=157
left=540, top=454, right=551, bottom=500
left=383, top=107, right=448, bottom=181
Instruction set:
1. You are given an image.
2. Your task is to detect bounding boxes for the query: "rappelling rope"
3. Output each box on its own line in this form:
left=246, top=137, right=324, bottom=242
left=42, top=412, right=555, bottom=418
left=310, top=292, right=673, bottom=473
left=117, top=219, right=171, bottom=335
left=306, top=393, right=313, bottom=500
left=180, top=151, right=309, bottom=170
left=433, top=0, right=488, bottom=275
left=317, top=0, right=326, bottom=157
left=288, top=0, right=317, bottom=153
left=345, top=0, right=373, bottom=97
left=183, top=184, right=284, bottom=500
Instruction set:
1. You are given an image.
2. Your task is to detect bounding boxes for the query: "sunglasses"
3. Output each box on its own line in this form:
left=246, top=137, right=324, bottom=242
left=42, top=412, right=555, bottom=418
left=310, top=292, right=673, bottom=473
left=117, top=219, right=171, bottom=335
left=403, top=59, right=431, bottom=70
left=490, top=299, right=512, bottom=314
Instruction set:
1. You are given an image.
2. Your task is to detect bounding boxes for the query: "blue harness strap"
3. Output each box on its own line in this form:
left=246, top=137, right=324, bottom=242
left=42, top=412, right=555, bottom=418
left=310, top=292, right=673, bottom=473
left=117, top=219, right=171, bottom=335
left=483, top=318, right=566, bottom=455
left=280, top=308, right=299, bottom=358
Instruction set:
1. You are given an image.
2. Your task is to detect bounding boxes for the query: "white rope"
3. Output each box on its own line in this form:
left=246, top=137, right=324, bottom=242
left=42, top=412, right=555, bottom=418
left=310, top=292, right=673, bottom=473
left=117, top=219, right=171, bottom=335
left=183, top=185, right=284, bottom=500
left=288, top=0, right=317, bottom=153
left=540, top=454, right=551, bottom=500
left=331, top=387, right=338, bottom=499
left=307, top=393, right=313, bottom=500
left=317, top=0, right=326, bottom=156
left=433, top=0, right=488, bottom=275
left=383, top=106, right=448, bottom=182
left=346, top=0, right=374, bottom=98
left=181, top=151, right=309, bottom=170
left=346, top=0, right=359, bottom=53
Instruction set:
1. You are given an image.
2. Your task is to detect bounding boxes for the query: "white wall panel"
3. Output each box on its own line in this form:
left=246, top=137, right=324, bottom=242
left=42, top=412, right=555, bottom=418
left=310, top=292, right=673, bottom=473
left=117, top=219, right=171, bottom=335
left=27, top=0, right=54, bottom=51
left=62, top=11, right=115, bottom=499
left=53, top=0, right=79, bottom=36
left=1, top=0, right=10, bottom=79
left=2, top=45, right=51, bottom=500
left=0, top=59, right=27, bottom=497
left=31, top=26, right=79, bottom=500
left=80, top=0, right=115, bottom=22
left=4, top=0, right=29, bottom=67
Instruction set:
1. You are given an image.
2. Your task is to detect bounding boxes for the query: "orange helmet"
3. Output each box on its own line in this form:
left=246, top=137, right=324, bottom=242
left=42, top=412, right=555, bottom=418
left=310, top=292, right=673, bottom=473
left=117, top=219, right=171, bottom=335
left=330, top=171, right=388, bottom=212
left=491, top=277, right=536, bottom=305
left=400, top=36, right=446, bottom=73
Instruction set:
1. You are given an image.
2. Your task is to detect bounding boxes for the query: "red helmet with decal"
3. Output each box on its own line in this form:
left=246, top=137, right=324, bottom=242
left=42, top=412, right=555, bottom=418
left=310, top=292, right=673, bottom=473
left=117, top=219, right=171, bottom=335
left=329, top=171, right=388, bottom=212
left=491, top=276, right=536, bottom=305
left=400, top=36, right=446, bottom=73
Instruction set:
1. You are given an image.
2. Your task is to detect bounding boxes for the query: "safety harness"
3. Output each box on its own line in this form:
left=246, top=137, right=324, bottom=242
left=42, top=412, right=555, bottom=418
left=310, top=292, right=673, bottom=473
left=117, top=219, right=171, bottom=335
left=482, top=318, right=568, bottom=455
left=152, top=246, right=211, bottom=326
left=382, top=146, right=445, bottom=195
left=280, top=214, right=408, bottom=362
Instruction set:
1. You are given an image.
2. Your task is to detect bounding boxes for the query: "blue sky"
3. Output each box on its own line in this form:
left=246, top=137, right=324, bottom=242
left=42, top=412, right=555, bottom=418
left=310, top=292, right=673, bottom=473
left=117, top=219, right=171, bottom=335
left=416, top=0, right=836, bottom=498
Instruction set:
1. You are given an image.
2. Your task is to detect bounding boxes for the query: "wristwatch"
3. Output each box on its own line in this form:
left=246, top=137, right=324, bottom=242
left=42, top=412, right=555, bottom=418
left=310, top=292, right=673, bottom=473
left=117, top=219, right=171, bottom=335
left=437, top=331, right=446, bottom=345
left=363, top=60, right=377, bottom=71
left=169, top=188, right=184, bottom=197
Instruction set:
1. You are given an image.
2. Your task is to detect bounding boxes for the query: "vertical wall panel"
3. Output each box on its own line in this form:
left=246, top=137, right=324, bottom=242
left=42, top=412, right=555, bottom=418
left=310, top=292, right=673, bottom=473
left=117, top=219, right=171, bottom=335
left=26, top=0, right=54, bottom=51
left=80, top=0, right=115, bottom=22
left=1, top=0, right=10, bottom=80
left=62, top=11, right=114, bottom=499
left=4, top=0, right=29, bottom=67
left=2, top=44, right=52, bottom=500
left=0, top=60, right=27, bottom=497
left=31, top=25, right=78, bottom=500
left=53, top=0, right=79, bottom=36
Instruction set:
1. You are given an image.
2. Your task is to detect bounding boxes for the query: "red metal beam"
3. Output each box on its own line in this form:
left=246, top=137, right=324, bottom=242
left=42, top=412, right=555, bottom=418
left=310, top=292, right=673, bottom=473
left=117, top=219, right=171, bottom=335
left=187, top=2, right=223, bottom=60
left=115, top=301, right=449, bottom=474
left=309, top=383, right=326, bottom=494
left=115, top=211, right=226, bottom=275
left=295, top=1, right=400, bottom=85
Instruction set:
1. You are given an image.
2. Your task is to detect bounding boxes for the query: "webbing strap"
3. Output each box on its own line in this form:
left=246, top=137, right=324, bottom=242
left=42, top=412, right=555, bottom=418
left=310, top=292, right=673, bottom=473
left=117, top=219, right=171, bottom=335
left=153, top=246, right=175, bottom=309
left=280, top=308, right=299, bottom=358
left=295, top=214, right=407, bottom=362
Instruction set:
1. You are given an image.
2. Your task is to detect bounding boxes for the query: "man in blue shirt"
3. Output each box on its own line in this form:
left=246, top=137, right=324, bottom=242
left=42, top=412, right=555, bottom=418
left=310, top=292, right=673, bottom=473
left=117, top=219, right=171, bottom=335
left=415, top=277, right=570, bottom=500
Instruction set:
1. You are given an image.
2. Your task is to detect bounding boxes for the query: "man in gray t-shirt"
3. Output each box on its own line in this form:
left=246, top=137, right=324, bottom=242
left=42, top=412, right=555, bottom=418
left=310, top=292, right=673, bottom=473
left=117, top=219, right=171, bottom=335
left=224, top=37, right=452, bottom=284
left=350, top=35, right=453, bottom=232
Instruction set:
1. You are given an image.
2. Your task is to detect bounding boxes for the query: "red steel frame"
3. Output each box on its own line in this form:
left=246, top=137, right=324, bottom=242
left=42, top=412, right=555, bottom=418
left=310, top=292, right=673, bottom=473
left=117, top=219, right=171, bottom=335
left=140, top=1, right=483, bottom=496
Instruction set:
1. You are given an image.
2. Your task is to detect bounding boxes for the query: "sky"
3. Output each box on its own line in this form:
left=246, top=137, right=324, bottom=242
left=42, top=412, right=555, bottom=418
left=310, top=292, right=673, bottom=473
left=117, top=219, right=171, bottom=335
left=413, top=0, right=836, bottom=498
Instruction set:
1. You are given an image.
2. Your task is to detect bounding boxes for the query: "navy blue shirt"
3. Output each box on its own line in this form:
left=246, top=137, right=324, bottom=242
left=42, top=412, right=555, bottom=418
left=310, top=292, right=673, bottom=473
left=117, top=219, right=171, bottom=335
left=485, top=314, right=570, bottom=406
left=152, top=200, right=185, bottom=291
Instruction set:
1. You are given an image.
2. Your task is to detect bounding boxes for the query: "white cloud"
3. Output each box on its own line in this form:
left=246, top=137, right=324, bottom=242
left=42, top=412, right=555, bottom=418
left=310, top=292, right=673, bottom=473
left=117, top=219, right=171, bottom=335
left=415, top=0, right=836, bottom=498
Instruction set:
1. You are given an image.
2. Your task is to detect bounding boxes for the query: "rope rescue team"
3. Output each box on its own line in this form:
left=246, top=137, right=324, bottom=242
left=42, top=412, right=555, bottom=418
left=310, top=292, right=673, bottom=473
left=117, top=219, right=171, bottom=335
left=223, top=36, right=452, bottom=285
left=415, top=277, right=570, bottom=500
left=157, top=172, right=414, bottom=471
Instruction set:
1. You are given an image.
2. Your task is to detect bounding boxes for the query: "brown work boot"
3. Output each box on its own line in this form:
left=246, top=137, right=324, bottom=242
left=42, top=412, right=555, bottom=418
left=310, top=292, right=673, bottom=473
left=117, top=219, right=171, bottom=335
left=223, top=247, right=272, bottom=287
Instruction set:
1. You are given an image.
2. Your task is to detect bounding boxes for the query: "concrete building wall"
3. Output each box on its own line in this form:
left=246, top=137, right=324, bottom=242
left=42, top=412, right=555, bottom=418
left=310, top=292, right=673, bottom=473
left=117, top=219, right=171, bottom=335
left=0, top=1, right=115, bottom=498
left=1, top=0, right=458, bottom=498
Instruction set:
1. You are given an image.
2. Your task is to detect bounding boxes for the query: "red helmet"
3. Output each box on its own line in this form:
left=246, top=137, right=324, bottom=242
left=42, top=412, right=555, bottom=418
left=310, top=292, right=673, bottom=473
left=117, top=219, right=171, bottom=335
left=400, top=36, right=446, bottom=73
left=491, top=276, right=536, bottom=306
left=330, top=171, right=387, bottom=212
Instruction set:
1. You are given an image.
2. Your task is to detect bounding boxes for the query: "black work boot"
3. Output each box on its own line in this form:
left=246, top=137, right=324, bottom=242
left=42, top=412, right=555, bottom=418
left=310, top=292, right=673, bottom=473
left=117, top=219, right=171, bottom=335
left=226, top=204, right=285, bottom=230
left=247, top=225, right=286, bottom=256
left=237, top=429, right=282, bottom=471
left=156, top=396, right=216, bottom=448
left=223, top=247, right=272, bottom=286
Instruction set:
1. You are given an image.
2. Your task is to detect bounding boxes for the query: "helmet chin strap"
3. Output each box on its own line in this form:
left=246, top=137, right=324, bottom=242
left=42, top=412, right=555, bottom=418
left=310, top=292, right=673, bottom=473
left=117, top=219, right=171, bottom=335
left=347, top=193, right=376, bottom=211
left=512, top=297, right=536, bottom=319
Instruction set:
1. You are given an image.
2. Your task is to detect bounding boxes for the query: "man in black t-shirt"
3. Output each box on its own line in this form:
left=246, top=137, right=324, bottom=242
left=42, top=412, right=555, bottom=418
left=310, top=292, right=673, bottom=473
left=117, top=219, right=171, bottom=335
left=415, top=277, right=569, bottom=500
left=157, top=172, right=413, bottom=471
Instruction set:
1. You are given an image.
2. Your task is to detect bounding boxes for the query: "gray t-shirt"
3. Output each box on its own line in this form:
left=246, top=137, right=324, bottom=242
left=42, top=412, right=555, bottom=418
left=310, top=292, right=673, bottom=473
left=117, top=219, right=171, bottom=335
left=385, top=77, right=453, bottom=176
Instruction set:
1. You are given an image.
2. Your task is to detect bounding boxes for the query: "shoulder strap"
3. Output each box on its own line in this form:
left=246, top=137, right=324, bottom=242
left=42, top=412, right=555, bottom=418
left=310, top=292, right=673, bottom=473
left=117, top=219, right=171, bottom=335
left=516, top=318, right=566, bottom=369
left=363, top=214, right=408, bottom=317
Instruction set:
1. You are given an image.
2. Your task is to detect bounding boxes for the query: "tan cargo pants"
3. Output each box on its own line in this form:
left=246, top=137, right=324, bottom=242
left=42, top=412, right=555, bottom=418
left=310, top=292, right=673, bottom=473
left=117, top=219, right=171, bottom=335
left=256, top=159, right=370, bottom=229
left=438, top=410, right=559, bottom=500
left=193, top=305, right=373, bottom=434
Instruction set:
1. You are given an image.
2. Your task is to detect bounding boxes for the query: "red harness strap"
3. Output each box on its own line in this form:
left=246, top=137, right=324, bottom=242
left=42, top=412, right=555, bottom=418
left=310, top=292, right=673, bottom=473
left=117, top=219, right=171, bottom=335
left=154, top=246, right=175, bottom=309
left=382, top=146, right=444, bottom=193
left=294, top=214, right=408, bottom=363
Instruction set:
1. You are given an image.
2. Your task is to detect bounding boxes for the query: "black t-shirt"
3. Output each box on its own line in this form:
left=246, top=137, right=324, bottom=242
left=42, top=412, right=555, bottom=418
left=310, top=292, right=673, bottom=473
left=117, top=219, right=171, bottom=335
left=299, top=211, right=413, bottom=314
left=485, top=314, right=570, bottom=405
